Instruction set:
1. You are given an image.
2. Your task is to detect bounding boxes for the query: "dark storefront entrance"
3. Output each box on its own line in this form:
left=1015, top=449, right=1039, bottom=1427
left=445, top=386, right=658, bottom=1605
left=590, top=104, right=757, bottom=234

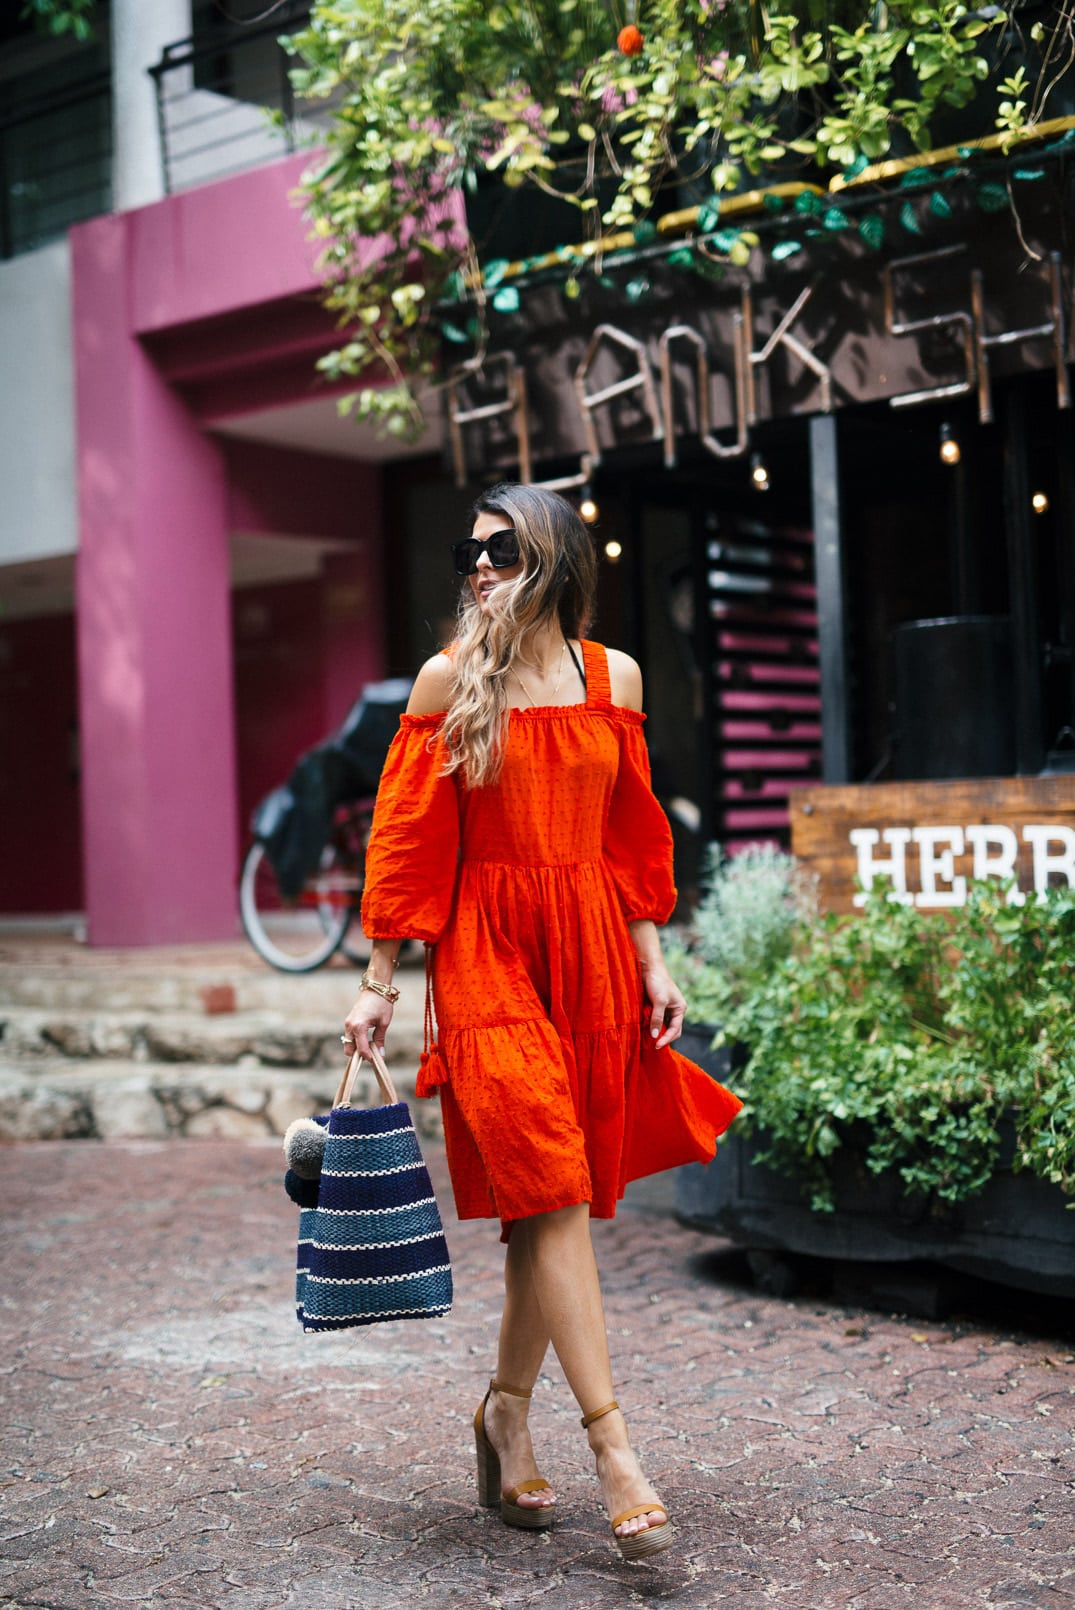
left=388, top=351, right=1073, bottom=905
left=438, top=159, right=1074, bottom=875
left=384, top=446, right=822, bottom=901
left=578, top=430, right=819, bottom=899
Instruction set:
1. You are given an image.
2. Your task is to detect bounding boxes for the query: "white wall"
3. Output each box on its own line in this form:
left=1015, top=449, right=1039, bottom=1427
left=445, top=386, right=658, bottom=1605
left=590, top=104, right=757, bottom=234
left=0, top=240, right=77, bottom=566
left=165, top=87, right=320, bottom=193
left=111, top=0, right=191, bottom=210
left=0, top=1, right=191, bottom=575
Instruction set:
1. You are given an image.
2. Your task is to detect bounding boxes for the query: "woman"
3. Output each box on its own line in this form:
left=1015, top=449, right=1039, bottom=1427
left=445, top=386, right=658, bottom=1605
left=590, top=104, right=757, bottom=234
left=344, top=484, right=740, bottom=1561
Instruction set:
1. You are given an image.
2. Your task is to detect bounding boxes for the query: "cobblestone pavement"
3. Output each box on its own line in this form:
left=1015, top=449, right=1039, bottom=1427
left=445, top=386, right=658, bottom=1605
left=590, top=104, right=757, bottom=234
left=2, top=1140, right=1073, bottom=1610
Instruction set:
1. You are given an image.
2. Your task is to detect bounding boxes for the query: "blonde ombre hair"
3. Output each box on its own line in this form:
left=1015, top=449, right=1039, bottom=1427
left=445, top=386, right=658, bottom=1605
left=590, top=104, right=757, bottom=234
left=440, top=484, right=598, bottom=788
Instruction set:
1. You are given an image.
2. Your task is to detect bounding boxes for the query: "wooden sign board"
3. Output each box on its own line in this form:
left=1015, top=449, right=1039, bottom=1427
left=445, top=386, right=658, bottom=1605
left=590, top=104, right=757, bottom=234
left=790, top=777, right=1075, bottom=915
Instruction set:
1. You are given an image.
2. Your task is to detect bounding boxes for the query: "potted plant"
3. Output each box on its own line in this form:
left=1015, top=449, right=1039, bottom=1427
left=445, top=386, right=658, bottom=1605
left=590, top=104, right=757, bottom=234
left=284, top=0, right=1054, bottom=441
left=664, top=840, right=816, bottom=1074
left=674, top=871, right=1075, bottom=1298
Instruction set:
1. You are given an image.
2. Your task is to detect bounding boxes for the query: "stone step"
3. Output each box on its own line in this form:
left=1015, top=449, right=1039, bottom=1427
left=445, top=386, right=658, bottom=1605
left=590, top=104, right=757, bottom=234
left=0, top=1006, right=426, bottom=1067
left=0, top=967, right=362, bottom=1015
left=0, top=935, right=436, bottom=1145
left=0, top=943, right=426, bottom=1016
left=0, top=1055, right=441, bottom=1144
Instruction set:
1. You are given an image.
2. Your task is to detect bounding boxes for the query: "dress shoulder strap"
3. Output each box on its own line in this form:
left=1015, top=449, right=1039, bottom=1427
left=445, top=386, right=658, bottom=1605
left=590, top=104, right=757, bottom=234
left=580, top=639, right=612, bottom=703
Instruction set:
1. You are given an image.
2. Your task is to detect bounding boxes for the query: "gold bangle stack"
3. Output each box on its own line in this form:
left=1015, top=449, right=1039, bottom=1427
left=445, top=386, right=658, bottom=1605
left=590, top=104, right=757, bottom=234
left=360, top=973, right=400, bottom=1004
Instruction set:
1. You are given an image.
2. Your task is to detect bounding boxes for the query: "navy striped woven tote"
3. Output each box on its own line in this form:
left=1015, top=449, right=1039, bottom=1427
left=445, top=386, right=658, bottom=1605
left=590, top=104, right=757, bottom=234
left=295, top=1047, right=453, bottom=1332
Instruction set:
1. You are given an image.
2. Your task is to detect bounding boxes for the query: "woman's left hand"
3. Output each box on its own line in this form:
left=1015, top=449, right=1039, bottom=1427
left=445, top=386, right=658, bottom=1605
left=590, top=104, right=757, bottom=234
left=641, top=960, right=686, bottom=1051
left=628, top=920, right=685, bottom=1050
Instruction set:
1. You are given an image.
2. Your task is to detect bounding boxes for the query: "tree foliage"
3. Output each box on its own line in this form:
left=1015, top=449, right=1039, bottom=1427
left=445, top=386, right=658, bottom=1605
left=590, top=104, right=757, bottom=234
left=20, top=0, right=96, bottom=42
left=288, top=1, right=1066, bottom=433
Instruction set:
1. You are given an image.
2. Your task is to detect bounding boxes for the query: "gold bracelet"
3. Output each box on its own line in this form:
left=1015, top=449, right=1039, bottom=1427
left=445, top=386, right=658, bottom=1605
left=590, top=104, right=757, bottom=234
left=360, top=973, right=400, bottom=1004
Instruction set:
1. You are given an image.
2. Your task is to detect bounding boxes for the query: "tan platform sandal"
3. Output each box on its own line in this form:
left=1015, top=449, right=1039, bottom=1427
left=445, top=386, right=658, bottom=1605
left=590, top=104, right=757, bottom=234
left=581, top=1401, right=674, bottom=1562
left=474, top=1380, right=556, bottom=1531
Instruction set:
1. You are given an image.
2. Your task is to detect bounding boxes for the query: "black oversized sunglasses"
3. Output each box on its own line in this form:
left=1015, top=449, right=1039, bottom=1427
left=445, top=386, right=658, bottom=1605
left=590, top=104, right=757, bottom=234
left=450, top=529, right=520, bottom=576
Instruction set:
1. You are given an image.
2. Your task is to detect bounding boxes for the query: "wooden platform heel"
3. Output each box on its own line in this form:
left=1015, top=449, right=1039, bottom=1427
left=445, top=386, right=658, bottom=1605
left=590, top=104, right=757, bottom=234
left=580, top=1400, right=674, bottom=1562
left=474, top=1380, right=556, bottom=1530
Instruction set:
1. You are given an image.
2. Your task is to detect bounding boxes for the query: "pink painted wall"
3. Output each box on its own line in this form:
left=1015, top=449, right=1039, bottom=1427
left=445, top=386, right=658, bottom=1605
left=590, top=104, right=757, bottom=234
left=321, top=546, right=384, bottom=733
left=70, top=153, right=381, bottom=940
left=73, top=209, right=239, bottom=945
left=223, top=437, right=386, bottom=734
left=128, top=154, right=320, bottom=334
left=0, top=613, right=83, bottom=913
left=223, top=436, right=375, bottom=542
left=70, top=157, right=392, bottom=943
left=232, top=562, right=387, bottom=857
left=220, top=428, right=384, bottom=730
left=225, top=438, right=387, bottom=842
left=232, top=578, right=325, bottom=841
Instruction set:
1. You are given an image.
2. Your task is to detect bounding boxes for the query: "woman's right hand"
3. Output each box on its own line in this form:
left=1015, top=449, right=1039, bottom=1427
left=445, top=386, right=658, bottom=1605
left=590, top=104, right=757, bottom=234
left=343, top=991, right=394, bottom=1061
left=342, top=940, right=403, bottom=1060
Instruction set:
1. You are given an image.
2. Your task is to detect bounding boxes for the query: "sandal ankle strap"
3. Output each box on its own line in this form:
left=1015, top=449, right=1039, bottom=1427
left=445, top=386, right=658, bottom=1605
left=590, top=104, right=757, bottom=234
left=580, top=1399, right=620, bottom=1429
left=490, top=1378, right=533, bottom=1399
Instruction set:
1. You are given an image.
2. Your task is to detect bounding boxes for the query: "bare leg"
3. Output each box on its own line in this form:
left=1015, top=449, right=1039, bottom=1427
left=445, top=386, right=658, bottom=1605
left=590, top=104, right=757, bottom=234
left=480, top=1226, right=555, bottom=1511
left=511, top=1204, right=666, bottom=1539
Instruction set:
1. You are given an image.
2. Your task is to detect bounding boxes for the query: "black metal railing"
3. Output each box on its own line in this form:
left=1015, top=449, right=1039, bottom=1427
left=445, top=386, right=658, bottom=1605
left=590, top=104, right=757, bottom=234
left=150, top=2, right=330, bottom=195
left=0, top=70, right=112, bottom=259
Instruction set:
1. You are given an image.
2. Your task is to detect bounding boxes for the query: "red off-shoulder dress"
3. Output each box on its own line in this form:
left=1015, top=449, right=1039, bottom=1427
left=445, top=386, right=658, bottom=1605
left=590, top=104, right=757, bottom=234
left=360, top=639, right=741, bottom=1236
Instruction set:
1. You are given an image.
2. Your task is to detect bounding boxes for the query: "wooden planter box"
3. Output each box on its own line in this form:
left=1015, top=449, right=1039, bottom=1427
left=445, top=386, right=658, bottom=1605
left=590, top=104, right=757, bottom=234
left=675, top=1025, right=1075, bottom=1300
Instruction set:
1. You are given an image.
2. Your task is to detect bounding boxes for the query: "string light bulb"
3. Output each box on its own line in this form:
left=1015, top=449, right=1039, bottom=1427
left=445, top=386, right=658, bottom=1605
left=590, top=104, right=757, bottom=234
left=1032, top=491, right=1050, bottom=515
left=750, top=452, right=770, bottom=492
left=579, top=489, right=599, bottom=524
left=603, top=539, right=623, bottom=563
left=939, top=423, right=961, bottom=466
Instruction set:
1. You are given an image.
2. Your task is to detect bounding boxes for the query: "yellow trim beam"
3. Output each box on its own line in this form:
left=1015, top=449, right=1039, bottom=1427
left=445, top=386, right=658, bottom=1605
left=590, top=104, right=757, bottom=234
left=483, top=115, right=1075, bottom=289
left=830, top=112, right=1075, bottom=192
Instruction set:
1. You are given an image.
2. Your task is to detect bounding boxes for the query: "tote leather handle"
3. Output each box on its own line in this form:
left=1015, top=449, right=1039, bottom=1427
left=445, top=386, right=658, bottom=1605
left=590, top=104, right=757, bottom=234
left=333, top=1044, right=400, bottom=1111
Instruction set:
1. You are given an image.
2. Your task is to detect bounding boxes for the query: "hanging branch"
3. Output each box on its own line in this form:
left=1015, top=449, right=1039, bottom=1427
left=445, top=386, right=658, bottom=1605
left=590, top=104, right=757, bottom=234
left=287, top=0, right=1071, bottom=440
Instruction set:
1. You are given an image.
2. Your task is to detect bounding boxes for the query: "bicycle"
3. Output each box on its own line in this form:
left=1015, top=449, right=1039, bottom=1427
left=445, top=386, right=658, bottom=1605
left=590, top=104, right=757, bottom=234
left=239, top=799, right=374, bottom=974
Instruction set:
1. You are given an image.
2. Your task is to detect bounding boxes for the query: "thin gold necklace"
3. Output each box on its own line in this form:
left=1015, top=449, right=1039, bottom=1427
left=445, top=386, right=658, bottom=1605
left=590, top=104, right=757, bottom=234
left=512, top=639, right=567, bottom=708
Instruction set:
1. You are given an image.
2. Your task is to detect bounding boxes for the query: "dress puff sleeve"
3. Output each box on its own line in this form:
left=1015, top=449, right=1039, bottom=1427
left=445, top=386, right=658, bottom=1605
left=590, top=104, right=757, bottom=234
left=359, top=714, right=461, bottom=943
left=602, top=714, right=677, bottom=925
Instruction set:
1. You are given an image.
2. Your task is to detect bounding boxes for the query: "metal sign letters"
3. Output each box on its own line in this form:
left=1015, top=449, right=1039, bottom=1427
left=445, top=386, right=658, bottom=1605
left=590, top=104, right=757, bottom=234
left=885, top=246, right=1071, bottom=420
left=447, top=240, right=1072, bottom=485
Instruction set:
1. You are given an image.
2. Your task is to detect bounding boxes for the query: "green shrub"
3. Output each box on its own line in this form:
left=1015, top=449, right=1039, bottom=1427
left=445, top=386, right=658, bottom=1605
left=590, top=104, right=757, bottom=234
left=672, top=858, right=1075, bottom=1213
left=665, top=842, right=817, bottom=1023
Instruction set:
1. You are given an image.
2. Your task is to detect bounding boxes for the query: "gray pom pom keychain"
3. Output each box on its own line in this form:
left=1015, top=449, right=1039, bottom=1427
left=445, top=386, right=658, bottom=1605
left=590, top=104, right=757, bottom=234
left=282, top=1116, right=328, bottom=1180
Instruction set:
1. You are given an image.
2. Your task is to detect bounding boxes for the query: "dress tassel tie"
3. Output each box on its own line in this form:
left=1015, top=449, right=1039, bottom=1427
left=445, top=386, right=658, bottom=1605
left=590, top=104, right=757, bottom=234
left=415, top=942, right=447, bottom=1097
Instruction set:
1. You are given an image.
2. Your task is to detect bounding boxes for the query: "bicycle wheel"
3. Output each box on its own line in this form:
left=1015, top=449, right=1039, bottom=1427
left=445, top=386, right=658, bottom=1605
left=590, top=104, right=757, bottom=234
left=239, top=841, right=357, bottom=973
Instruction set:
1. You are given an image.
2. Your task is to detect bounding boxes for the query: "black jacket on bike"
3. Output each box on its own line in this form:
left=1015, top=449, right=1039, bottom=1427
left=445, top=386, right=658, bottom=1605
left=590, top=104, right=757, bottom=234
left=251, top=679, right=411, bottom=900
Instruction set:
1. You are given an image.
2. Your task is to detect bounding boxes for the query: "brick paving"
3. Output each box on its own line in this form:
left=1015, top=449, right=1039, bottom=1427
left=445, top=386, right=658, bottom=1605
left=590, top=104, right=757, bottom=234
left=1, top=1138, right=1073, bottom=1610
